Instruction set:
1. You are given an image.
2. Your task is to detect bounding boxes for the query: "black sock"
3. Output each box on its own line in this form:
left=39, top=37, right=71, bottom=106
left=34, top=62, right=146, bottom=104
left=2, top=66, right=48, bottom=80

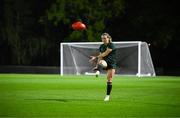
left=93, top=64, right=102, bottom=71
left=106, top=82, right=112, bottom=95
left=96, top=64, right=103, bottom=71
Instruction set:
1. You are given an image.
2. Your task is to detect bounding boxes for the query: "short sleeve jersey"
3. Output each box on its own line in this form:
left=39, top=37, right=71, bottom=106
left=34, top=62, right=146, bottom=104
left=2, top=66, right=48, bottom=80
left=99, top=43, right=116, bottom=68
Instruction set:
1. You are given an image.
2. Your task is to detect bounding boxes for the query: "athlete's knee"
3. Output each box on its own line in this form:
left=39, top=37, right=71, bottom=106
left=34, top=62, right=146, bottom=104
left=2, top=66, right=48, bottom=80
left=108, top=73, right=113, bottom=79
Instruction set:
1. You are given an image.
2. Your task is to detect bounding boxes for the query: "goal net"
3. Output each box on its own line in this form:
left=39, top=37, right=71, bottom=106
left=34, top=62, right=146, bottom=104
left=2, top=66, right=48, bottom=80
left=60, top=41, right=156, bottom=77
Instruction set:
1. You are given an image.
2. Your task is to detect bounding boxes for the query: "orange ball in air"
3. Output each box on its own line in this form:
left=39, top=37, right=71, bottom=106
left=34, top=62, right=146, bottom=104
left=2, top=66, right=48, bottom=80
left=72, top=21, right=86, bottom=30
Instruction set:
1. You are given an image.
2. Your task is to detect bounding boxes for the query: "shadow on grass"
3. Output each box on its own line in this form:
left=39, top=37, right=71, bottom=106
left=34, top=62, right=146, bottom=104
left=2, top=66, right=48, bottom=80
left=25, top=98, right=180, bottom=108
left=25, top=98, right=102, bottom=102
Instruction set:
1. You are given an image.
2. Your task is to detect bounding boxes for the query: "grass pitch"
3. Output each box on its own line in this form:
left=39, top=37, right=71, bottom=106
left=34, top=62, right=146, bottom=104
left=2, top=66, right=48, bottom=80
left=0, top=74, right=180, bottom=117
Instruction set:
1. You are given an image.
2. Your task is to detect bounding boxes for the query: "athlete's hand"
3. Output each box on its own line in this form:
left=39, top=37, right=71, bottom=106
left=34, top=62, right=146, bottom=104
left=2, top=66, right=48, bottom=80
left=89, top=56, right=96, bottom=63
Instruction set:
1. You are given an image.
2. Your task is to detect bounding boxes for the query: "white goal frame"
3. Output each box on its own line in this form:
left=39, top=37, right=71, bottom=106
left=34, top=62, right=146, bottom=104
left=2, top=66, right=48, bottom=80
left=60, top=41, right=156, bottom=77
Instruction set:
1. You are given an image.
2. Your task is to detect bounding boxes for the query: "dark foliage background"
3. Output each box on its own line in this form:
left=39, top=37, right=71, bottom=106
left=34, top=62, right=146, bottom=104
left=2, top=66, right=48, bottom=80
left=0, top=0, right=179, bottom=75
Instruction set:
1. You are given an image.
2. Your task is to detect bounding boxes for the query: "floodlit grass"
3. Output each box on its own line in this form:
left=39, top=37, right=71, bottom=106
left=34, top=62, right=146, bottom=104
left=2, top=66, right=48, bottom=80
left=0, top=74, right=180, bottom=117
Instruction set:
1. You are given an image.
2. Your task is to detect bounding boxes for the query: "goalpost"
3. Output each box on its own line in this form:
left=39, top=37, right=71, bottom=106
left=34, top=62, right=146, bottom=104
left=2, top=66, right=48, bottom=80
left=60, top=41, right=156, bottom=77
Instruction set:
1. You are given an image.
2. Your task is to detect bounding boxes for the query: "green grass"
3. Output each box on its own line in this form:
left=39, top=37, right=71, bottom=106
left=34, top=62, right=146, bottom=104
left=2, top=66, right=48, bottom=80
left=0, top=74, right=180, bottom=117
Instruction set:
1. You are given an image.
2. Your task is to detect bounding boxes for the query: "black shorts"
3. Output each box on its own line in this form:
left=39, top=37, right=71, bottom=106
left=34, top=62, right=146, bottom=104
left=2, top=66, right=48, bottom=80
left=105, top=62, right=116, bottom=70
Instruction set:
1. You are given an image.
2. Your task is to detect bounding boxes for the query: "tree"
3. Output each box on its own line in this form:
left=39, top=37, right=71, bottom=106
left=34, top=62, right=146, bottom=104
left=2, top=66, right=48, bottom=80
left=123, top=0, right=179, bottom=49
left=1, top=0, right=54, bottom=65
left=46, top=0, right=125, bottom=42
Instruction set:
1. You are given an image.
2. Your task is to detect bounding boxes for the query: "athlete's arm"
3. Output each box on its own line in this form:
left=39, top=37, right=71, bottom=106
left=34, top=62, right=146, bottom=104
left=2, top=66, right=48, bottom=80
left=97, top=48, right=112, bottom=58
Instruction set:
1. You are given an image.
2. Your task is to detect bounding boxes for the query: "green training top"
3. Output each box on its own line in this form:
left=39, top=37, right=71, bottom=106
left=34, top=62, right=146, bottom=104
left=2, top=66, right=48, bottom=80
left=99, top=43, right=116, bottom=68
